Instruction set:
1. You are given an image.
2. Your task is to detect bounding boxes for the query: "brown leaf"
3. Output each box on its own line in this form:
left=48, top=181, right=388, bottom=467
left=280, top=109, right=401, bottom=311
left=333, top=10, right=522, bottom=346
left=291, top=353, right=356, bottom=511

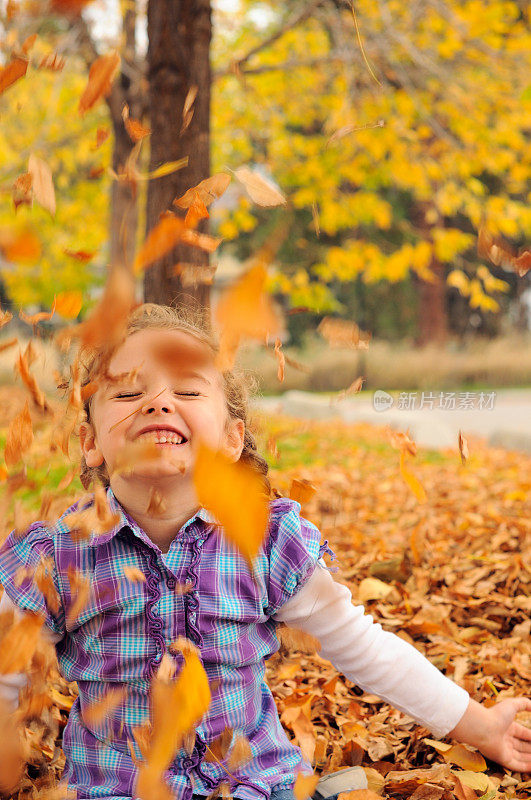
left=289, top=479, right=317, bottom=505
left=28, top=153, right=56, bottom=215
left=386, top=427, right=417, bottom=456
left=0, top=56, right=28, bottom=95
left=204, top=727, right=233, bottom=763
left=0, top=610, right=44, bottom=673
left=38, top=52, right=66, bottom=72
left=79, top=51, right=120, bottom=115
left=333, top=376, right=365, bottom=403
left=478, top=226, right=531, bottom=277
left=4, top=399, right=33, bottom=466
left=14, top=344, right=49, bottom=411
left=180, top=85, right=198, bottom=134
left=458, top=430, right=469, bottom=465
left=12, top=172, right=32, bottom=210
left=122, top=104, right=151, bottom=142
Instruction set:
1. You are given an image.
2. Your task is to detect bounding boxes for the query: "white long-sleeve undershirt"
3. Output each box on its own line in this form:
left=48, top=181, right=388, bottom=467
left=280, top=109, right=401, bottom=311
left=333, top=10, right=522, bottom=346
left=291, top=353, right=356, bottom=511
left=0, top=563, right=469, bottom=737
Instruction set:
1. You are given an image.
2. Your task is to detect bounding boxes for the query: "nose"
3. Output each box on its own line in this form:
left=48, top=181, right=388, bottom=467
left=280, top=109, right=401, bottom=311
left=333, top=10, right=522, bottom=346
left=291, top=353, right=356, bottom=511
left=141, top=388, right=175, bottom=415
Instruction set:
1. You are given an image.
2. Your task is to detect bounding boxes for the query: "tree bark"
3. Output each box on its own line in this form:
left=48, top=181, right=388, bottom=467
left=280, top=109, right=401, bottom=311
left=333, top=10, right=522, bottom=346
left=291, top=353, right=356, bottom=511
left=144, top=0, right=212, bottom=314
left=416, top=257, right=448, bottom=345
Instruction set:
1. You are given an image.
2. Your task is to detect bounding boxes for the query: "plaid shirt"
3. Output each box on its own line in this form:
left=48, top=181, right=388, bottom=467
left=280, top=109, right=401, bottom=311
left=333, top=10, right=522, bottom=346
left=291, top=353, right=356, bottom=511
left=0, top=489, right=330, bottom=800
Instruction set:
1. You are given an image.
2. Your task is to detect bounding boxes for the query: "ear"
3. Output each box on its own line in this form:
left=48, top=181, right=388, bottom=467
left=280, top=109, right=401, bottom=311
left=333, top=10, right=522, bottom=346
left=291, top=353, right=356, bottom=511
left=223, top=417, right=245, bottom=463
left=79, top=421, right=104, bottom=468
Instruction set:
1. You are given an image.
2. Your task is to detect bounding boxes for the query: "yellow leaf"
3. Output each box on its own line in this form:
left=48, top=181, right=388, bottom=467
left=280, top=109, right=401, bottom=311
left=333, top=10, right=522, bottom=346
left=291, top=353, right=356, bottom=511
left=441, top=745, right=487, bottom=772
left=193, top=443, right=269, bottom=570
left=450, top=771, right=494, bottom=792
left=399, top=452, right=427, bottom=503
left=146, top=159, right=189, bottom=180
left=358, top=577, right=393, bottom=603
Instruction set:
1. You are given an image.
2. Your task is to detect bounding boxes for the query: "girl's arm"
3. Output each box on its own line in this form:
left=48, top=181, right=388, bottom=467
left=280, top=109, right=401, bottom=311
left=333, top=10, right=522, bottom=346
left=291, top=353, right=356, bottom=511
left=273, top=563, right=531, bottom=771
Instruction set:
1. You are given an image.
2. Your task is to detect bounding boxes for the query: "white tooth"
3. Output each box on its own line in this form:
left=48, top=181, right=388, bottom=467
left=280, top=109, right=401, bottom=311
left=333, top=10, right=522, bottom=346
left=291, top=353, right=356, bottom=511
left=159, top=436, right=167, bottom=443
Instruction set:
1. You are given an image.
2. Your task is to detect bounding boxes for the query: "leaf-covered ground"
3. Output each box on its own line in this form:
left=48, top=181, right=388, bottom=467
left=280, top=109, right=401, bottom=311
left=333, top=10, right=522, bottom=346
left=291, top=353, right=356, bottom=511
left=1, top=399, right=530, bottom=799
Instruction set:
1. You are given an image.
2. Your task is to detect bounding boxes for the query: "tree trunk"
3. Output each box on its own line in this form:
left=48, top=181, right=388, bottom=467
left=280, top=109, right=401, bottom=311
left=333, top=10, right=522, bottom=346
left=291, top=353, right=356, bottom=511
left=416, top=258, right=448, bottom=345
left=144, top=0, right=212, bottom=314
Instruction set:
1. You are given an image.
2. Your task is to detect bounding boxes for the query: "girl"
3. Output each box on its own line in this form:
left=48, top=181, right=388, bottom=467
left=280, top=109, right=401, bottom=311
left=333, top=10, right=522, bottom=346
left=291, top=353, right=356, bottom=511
left=0, top=304, right=529, bottom=800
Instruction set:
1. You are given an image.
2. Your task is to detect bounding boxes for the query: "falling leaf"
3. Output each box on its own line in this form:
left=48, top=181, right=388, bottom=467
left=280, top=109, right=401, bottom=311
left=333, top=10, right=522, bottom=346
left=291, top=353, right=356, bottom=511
left=51, top=0, right=95, bottom=11
left=293, top=773, right=320, bottom=800
left=193, top=443, right=269, bottom=570
left=358, top=577, right=393, bottom=603
left=146, top=487, right=168, bottom=517
left=122, top=104, right=151, bottom=142
left=215, top=264, right=282, bottom=369
left=65, top=566, right=91, bottom=626
left=123, top=566, right=146, bottom=584
left=0, top=308, right=13, bottom=329
left=64, top=484, right=120, bottom=540
left=234, top=166, right=286, bottom=207
left=279, top=625, right=321, bottom=653
left=181, top=228, right=222, bottom=253
left=94, top=127, right=110, bottom=148
left=56, top=265, right=135, bottom=351
left=82, top=686, right=127, bottom=726
left=174, top=173, right=232, bottom=209
left=19, top=298, right=55, bottom=329
left=387, top=427, right=417, bottom=456
left=135, top=638, right=211, bottom=800
left=181, top=85, right=198, bottom=134
left=274, top=339, right=285, bottom=382
left=311, top=202, right=320, bottom=237
left=146, top=159, right=189, bottom=181
left=0, top=228, right=41, bottom=263
left=4, top=399, right=33, bottom=466
left=34, top=555, right=61, bottom=614
left=63, top=249, right=96, bottom=262
left=55, top=290, right=83, bottom=319
left=14, top=344, right=49, bottom=411
left=28, top=154, right=56, bottom=215
left=0, top=337, right=17, bottom=353
left=172, top=263, right=217, bottom=287
left=326, top=119, right=385, bottom=147
left=79, top=51, right=120, bottom=115
left=337, top=792, right=383, bottom=800
left=174, top=581, right=193, bottom=596
left=134, top=214, right=187, bottom=274
left=478, top=226, right=531, bottom=277
left=204, top=727, right=233, bottom=763
left=458, top=430, right=469, bottom=465
left=0, top=611, right=44, bottom=673
left=333, top=376, right=365, bottom=403
left=226, top=735, right=252, bottom=770
left=12, top=172, right=32, bottom=210
left=399, top=452, right=427, bottom=503
left=111, top=439, right=161, bottom=477
left=184, top=197, right=209, bottom=228
left=318, top=317, right=371, bottom=349
left=0, top=56, right=28, bottom=95
left=38, top=52, right=66, bottom=71
left=289, top=479, right=317, bottom=505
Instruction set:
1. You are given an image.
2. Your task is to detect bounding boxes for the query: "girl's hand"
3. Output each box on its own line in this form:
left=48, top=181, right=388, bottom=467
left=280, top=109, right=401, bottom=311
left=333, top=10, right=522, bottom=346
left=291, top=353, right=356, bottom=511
left=449, top=697, right=531, bottom=772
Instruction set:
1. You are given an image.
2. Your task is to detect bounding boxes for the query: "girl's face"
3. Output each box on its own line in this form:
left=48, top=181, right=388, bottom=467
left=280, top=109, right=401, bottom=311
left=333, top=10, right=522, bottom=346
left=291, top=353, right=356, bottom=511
left=80, top=328, right=244, bottom=482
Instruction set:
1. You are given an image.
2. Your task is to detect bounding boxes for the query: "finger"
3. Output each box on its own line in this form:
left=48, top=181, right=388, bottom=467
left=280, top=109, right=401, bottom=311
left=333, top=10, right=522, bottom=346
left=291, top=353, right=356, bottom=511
left=512, top=697, right=531, bottom=713
left=513, top=722, right=531, bottom=743
left=513, top=739, right=531, bottom=754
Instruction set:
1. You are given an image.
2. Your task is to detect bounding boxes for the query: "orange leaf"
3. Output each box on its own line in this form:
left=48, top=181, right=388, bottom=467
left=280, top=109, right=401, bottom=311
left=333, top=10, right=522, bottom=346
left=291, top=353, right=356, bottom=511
left=0, top=611, right=44, bottom=674
left=12, top=172, right=32, bottom=210
left=478, top=226, right=531, bottom=278
left=79, top=51, right=120, bottom=115
left=64, top=485, right=120, bottom=540
left=51, top=0, right=95, bottom=11
left=122, top=105, right=151, bottom=142
left=318, top=317, right=371, bottom=349
left=19, top=297, right=55, bottom=328
left=0, top=56, right=28, bottom=96
left=0, top=337, right=17, bottom=354
left=215, top=264, right=282, bottom=369
left=293, top=773, right=320, bottom=800
left=0, top=229, right=41, bottom=263
left=193, top=443, right=269, bottom=570
left=54, top=290, right=83, bottom=319
left=14, top=344, right=49, bottom=411
left=184, top=197, right=209, bottom=228
left=123, top=566, right=146, bottom=584
left=64, top=249, right=96, bottom=262
left=458, top=430, right=469, bottom=465
left=94, top=127, right=110, bottom=148
left=65, top=567, right=91, bottom=626
left=174, top=173, right=231, bottom=209
left=134, top=214, right=187, bottom=274
left=289, top=478, right=317, bottom=505
left=387, top=427, right=417, bottom=456
left=4, top=399, right=33, bottom=466
left=274, top=338, right=285, bottom=382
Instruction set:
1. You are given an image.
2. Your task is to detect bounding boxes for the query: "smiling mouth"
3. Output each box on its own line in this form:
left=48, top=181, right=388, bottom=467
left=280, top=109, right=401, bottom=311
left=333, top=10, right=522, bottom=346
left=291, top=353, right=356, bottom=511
left=138, top=430, right=188, bottom=445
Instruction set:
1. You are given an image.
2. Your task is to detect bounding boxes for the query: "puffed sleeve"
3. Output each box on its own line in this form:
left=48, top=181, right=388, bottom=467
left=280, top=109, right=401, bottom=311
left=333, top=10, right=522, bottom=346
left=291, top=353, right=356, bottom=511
left=0, top=524, right=65, bottom=639
left=264, top=498, right=335, bottom=617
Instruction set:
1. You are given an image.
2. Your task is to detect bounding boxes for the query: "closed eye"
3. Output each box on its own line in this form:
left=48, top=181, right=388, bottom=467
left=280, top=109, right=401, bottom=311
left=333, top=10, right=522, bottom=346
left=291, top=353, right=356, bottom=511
left=174, top=391, right=201, bottom=397
left=115, top=392, right=142, bottom=399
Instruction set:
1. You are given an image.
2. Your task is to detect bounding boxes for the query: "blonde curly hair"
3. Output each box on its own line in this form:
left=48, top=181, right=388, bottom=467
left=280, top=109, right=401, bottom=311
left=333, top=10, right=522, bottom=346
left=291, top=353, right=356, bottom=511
left=78, top=303, right=270, bottom=492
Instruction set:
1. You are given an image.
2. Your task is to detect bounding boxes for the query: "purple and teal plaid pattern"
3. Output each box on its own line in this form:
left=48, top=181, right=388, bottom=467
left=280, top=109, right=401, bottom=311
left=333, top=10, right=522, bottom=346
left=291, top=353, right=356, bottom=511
left=0, top=490, right=331, bottom=800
